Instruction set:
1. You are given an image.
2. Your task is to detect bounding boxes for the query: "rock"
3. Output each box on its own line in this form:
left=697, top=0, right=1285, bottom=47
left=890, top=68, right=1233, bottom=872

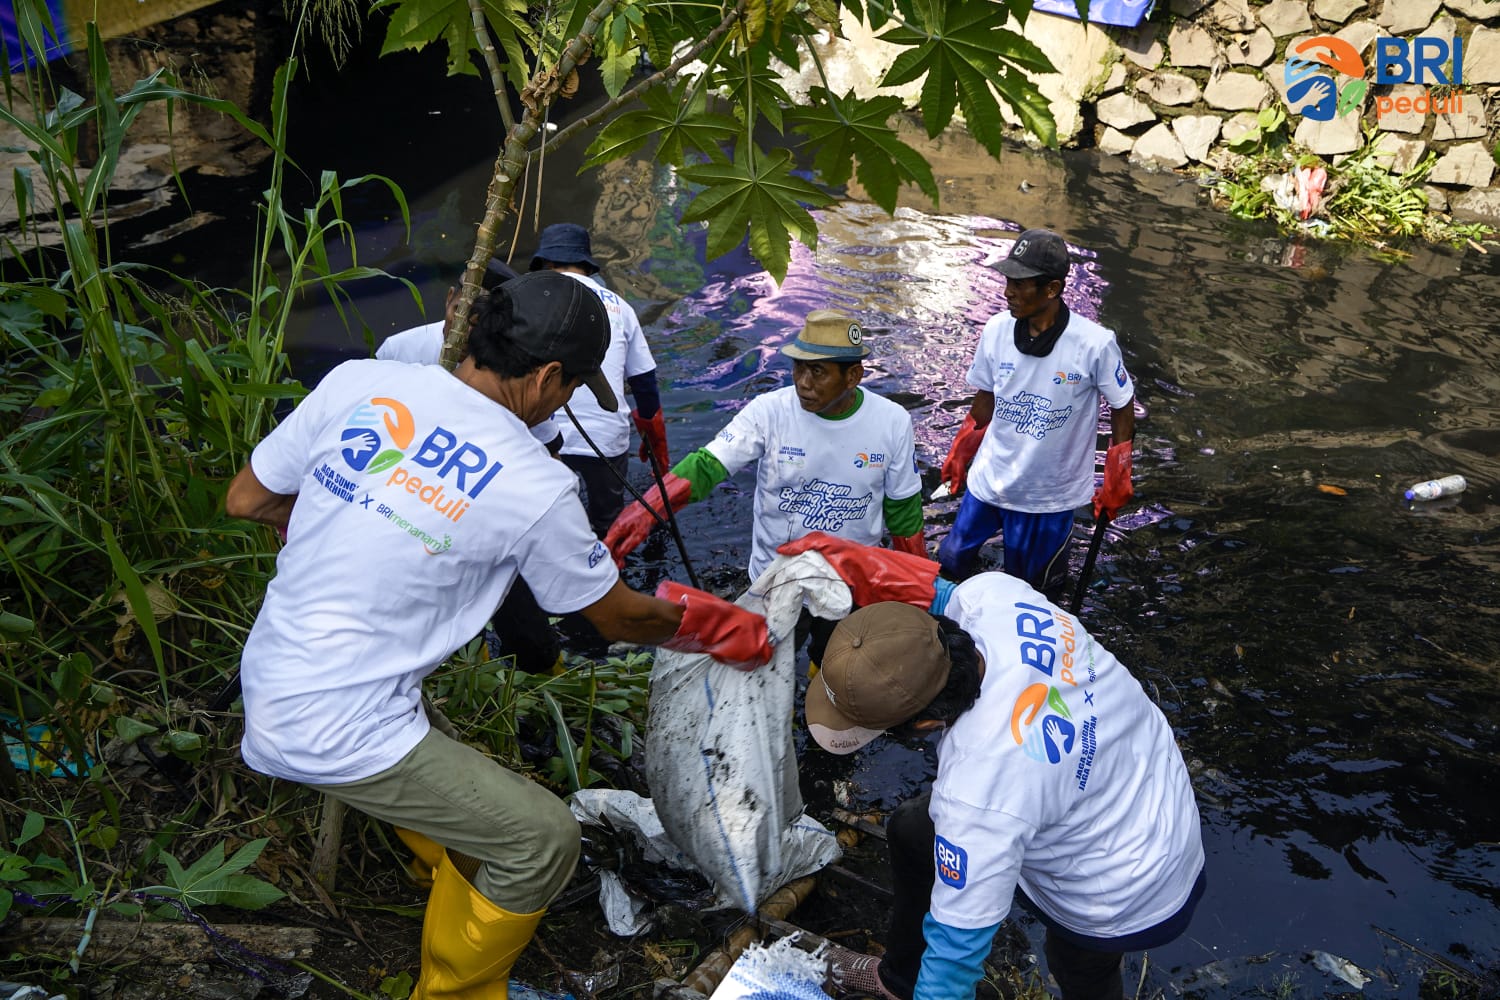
left=1431, top=92, right=1488, bottom=138
left=1423, top=184, right=1449, bottom=211
left=1260, top=0, right=1314, bottom=36
left=1449, top=187, right=1500, bottom=221
left=1119, top=23, right=1165, bottom=69
left=1370, top=133, right=1428, bottom=172
left=1204, top=71, right=1273, bottom=109
left=1173, top=115, right=1224, bottom=160
left=1209, top=0, right=1258, bottom=31
left=1429, top=142, right=1497, bottom=186
left=1101, top=62, right=1129, bottom=94
left=1424, top=12, right=1458, bottom=47
left=1098, top=126, right=1137, bottom=155
left=1294, top=110, right=1363, bottom=153
left=1131, top=122, right=1190, bottom=166
left=1378, top=0, right=1444, bottom=34
left=1221, top=110, right=1263, bottom=143
left=1315, top=0, right=1368, bottom=19
left=1226, top=27, right=1277, bottom=66
left=1335, top=20, right=1381, bottom=56
left=1166, top=22, right=1220, bottom=67
left=1137, top=71, right=1203, bottom=105
left=1097, top=92, right=1158, bottom=129
left=1466, top=25, right=1500, bottom=83
left=1171, top=0, right=1214, bottom=14
left=1443, top=0, right=1500, bottom=20
left=1375, top=83, right=1429, bottom=132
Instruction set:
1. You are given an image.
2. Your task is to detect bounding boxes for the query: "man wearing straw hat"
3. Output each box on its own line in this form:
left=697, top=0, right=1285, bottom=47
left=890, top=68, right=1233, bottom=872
left=603, top=310, right=926, bottom=586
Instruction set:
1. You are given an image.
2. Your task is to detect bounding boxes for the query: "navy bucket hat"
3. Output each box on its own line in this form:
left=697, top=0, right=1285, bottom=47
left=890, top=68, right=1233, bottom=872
left=530, top=223, right=600, bottom=275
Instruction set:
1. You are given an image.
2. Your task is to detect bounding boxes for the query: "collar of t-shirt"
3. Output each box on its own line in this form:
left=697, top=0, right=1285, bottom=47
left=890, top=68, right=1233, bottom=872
left=816, top=387, right=864, bottom=421
left=1013, top=303, right=1071, bottom=357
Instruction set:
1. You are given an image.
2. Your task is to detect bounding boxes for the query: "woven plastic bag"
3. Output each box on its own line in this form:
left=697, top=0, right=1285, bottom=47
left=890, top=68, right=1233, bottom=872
left=644, top=551, right=849, bottom=911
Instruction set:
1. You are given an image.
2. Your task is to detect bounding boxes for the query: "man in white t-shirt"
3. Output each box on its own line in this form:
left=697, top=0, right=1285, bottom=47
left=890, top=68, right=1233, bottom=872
left=225, top=271, right=772, bottom=1000
left=529, top=223, right=668, bottom=535
left=937, top=229, right=1136, bottom=596
left=775, top=534, right=1205, bottom=1000
left=604, top=310, right=925, bottom=583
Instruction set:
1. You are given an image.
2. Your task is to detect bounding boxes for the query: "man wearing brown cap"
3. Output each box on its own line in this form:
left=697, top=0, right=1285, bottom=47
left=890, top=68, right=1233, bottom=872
left=225, top=270, right=773, bottom=1000
left=778, top=533, right=1204, bottom=1000
left=603, top=310, right=926, bottom=582
left=937, top=228, right=1135, bottom=596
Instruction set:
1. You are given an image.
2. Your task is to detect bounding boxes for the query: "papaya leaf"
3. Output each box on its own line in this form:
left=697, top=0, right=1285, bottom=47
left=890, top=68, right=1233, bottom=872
left=375, top=0, right=534, bottom=83
left=584, top=85, right=738, bottom=169
left=678, top=146, right=834, bottom=283
left=789, top=89, right=940, bottom=211
left=878, top=4, right=1057, bottom=152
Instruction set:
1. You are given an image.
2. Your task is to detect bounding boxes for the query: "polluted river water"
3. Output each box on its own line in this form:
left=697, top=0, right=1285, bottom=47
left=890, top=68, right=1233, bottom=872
left=63, top=24, right=1500, bottom=1000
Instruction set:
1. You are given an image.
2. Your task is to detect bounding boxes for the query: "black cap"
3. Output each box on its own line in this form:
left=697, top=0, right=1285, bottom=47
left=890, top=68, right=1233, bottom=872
left=996, top=229, right=1071, bottom=281
left=494, top=271, right=617, bottom=411
left=530, top=223, right=600, bottom=274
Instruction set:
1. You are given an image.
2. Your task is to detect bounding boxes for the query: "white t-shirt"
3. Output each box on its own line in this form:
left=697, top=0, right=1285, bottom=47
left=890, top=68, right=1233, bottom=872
left=927, top=573, right=1204, bottom=938
left=239, top=359, right=618, bottom=785
left=965, top=311, right=1134, bottom=513
left=376, top=321, right=561, bottom=446
left=552, top=271, right=656, bottom=459
left=703, top=387, right=922, bottom=580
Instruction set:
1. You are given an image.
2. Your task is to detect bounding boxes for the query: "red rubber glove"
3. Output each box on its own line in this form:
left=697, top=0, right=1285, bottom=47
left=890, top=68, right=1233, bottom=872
left=890, top=531, right=926, bottom=557
left=632, top=409, right=670, bottom=468
left=777, top=531, right=939, bottom=609
left=658, top=581, right=773, bottom=671
left=604, top=472, right=692, bottom=566
left=940, top=414, right=986, bottom=496
left=1093, top=441, right=1133, bottom=520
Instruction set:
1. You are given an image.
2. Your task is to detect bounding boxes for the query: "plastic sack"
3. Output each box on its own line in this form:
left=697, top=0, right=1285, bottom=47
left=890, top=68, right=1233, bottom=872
left=645, top=552, right=849, bottom=912
left=708, top=937, right=833, bottom=1000
left=569, top=789, right=701, bottom=936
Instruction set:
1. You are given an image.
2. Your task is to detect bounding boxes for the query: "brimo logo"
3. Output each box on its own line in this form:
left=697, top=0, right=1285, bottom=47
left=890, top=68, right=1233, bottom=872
left=1284, top=34, right=1465, bottom=122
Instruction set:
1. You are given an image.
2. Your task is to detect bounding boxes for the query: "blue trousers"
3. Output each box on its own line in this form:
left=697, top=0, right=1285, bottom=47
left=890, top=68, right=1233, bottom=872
left=937, top=493, right=1075, bottom=593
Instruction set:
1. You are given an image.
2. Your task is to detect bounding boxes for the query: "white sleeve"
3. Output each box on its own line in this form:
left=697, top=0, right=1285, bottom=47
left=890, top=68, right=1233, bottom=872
left=701, top=398, right=769, bottom=477
left=375, top=324, right=444, bottom=365
left=966, top=315, right=1004, bottom=392
left=927, top=789, right=1035, bottom=930
left=1094, top=333, right=1135, bottom=410
left=621, top=306, right=656, bottom=378
left=884, top=411, right=923, bottom=502
left=513, top=489, right=620, bottom=614
left=248, top=363, right=349, bottom=494
left=530, top=417, right=562, bottom=444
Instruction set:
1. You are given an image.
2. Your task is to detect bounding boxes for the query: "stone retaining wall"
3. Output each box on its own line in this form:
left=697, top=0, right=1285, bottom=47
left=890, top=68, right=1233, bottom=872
left=785, top=0, right=1500, bottom=226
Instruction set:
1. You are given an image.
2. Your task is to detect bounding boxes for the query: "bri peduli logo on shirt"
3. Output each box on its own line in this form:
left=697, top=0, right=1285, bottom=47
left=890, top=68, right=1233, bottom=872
left=336, top=395, right=506, bottom=525
left=1052, top=370, right=1083, bottom=385
left=853, top=451, right=886, bottom=469
left=935, top=836, right=967, bottom=889
left=1008, top=601, right=1099, bottom=784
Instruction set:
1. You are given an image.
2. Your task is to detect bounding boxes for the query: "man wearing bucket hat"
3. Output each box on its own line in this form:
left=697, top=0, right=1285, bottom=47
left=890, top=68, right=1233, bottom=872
left=529, top=222, right=669, bottom=534
left=603, top=310, right=926, bottom=584
left=225, top=270, right=773, bottom=1000
left=936, top=228, right=1135, bottom=596
left=780, top=535, right=1204, bottom=1000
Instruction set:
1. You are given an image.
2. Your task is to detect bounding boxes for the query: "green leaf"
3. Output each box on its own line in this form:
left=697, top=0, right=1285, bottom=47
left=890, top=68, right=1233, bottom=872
left=114, top=716, right=158, bottom=743
left=17, top=811, right=44, bottom=848
left=877, top=4, right=1057, bottom=152
left=789, top=89, right=940, bottom=211
left=584, top=84, right=739, bottom=170
left=678, top=145, right=835, bottom=283
left=600, top=46, right=640, bottom=99
left=0, top=611, right=34, bottom=635
left=101, top=522, right=166, bottom=682
left=374, top=0, right=535, bottom=82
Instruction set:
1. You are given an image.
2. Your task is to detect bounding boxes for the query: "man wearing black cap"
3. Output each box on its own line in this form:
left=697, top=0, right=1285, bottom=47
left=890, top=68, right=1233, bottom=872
left=936, top=228, right=1136, bottom=595
left=603, top=309, right=926, bottom=584
left=775, top=534, right=1205, bottom=1000
left=530, top=222, right=668, bottom=534
left=224, top=271, right=773, bottom=1000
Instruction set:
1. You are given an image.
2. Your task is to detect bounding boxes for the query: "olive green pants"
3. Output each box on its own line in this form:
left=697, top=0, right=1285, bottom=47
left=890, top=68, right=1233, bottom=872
left=320, top=725, right=580, bottom=913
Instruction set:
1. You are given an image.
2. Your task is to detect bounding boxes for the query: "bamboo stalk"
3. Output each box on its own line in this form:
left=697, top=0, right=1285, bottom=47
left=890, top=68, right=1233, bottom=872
left=678, top=876, right=818, bottom=996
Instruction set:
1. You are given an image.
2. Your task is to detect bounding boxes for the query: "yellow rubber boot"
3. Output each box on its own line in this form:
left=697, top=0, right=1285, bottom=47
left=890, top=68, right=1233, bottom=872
left=414, top=852, right=544, bottom=1000
left=395, top=827, right=444, bottom=889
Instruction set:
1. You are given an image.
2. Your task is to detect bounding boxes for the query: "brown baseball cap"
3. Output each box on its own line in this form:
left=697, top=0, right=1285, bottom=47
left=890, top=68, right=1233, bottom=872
left=805, top=603, right=952, bottom=755
left=780, top=310, right=870, bottom=361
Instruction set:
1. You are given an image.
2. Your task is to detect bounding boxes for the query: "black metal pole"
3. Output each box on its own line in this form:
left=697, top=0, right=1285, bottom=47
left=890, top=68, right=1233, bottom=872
left=639, top=430, right=702, bottom=590
left=1069, top=513, right=1111, bottom=615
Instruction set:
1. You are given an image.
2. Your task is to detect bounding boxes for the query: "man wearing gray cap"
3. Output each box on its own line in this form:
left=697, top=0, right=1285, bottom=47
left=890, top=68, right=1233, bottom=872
left=225, top=270, right=773, bottom=1000
left=603, top=310, right=925, bottom=583
left=937, top=228, right=1135, bottom=596
left=779, top=534, right=1205, bottom=1000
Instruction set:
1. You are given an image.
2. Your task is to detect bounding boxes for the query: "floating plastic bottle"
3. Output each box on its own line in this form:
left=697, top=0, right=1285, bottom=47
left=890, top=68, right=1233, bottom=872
left=1405, top=475, right=1467, bottom=501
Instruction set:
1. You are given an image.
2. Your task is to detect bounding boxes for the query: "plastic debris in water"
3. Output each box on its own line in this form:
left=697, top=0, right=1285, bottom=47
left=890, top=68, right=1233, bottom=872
left=1405, top=475, right=1467, bottom=501
left=1311, top=950, right=1370, bottom=989
left=1317, top=484, right=1347, bottom=496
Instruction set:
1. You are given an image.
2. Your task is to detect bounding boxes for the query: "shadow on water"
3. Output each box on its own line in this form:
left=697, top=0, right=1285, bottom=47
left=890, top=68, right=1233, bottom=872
left=90, top=27, right=1500, bottom=999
